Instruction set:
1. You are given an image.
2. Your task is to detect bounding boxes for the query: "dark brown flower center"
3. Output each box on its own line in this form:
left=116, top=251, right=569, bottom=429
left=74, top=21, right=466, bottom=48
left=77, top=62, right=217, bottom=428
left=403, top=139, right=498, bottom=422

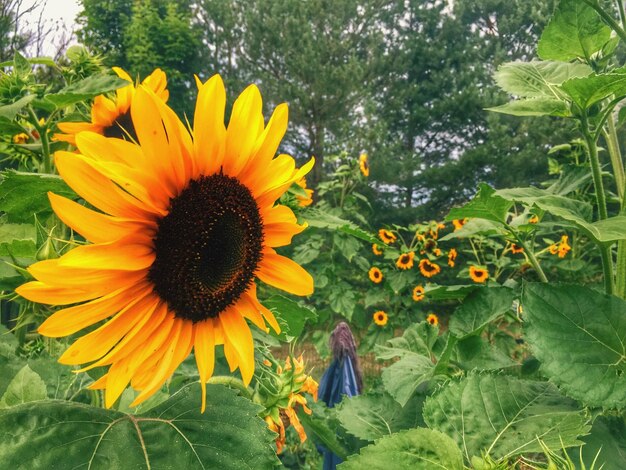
left=149, top=174, right=263, bottom=322
left=104, top=111, right=137, bottom=141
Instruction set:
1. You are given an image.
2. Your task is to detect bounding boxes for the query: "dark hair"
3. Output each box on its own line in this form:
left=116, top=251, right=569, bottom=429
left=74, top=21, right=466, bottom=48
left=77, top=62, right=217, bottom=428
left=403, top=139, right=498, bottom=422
left=329, top=322, right=363, bottom=393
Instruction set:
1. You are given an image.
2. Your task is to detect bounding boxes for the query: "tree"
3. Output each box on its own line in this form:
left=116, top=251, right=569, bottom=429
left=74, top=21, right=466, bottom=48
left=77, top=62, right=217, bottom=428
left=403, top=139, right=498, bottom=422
left=0, top=0, right=35, bottom=61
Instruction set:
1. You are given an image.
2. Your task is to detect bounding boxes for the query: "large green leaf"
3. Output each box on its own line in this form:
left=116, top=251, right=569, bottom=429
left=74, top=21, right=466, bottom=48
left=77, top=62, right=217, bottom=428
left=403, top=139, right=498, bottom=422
left=305, top=208, right=378, bottom=244
left=264, top=294, right=317, bottom=340
left=0, top=223, right=37, bottom=257
left=561, top=71, right=626, bottom=109
left=446, top=184, right=512, bottom=225
left=538, top=0, right=611, bottom=61
left=423, top=374, right=589, bottom=462
left=338, top=428, right=464, bottom=470
left=422, top=284, right=477, bottom=301
left=573, top=416, right=626, bottom=470
left=485, top=98, right=570, bottom=117
left=298, top=402, right=349, bottom=460
left=522, top=283, right=626, bottom=408
left=494, top=60, right=591, bottom=98
left=336, top=392, right=425, bottom=441
left=0, top=171, right=76, bottom=223
left=375, top=322, right=438, bottom=360
left=0, top=95, right=36, bottom=119
left=45, top=73, right=129, bottom=108
left=439, top=218, right=504, bottom=241
left=0, top=365, right=46, bottom=408
left=381, top=355, right=435, bottom=407
left=455, top=336, right=518, bottom=371
left=448, top=286, right=516, bottom=338
left=0, top=383, right=279, bottom=469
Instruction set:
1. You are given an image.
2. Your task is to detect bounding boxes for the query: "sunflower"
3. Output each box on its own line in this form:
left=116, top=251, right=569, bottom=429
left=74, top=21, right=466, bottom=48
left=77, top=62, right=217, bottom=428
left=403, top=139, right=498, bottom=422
left=369, top=266, right=383, bottom=283
left=359, top=152, right=369, bottom=177
left=452, top=218, right=468, bottom=231
left=419, top=259, right=441, bottom=278
left=469, top=265, right=489, bottom=283
left=557, top=235, right=571, bottom=258
left=426, top=313, right=439, bottom=326
left=55, top=67, right=169, bottom=145
left=17, top=76, right=315, bottom=411
left=372, top=243, right=383, bottom=256
left=379, top=229, right=396, bottom=244
left=295, top=176, right=314, bottom=207
left=510, top=243, right=524, bottom=254
left=12, top=132, right=29, bottom=144
left=412, top=285, right=425, bottom=302
left=548, top=243, right=559, bottom=255
left=396, top=251, right=415, bottom=270
left=373, top=310, right=388, bottom=326
left=529, top=215, right=539, bottom=224
left=447, top=248, right=457, bottom=267
left=433, top=248, right=442, bottom=257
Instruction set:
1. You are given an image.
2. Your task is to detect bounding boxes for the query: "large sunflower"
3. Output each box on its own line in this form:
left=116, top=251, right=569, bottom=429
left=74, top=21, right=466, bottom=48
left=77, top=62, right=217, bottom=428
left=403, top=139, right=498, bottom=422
left=17, top=75, right=314, bottom=411
left=55, top=67, right=169, bottom=144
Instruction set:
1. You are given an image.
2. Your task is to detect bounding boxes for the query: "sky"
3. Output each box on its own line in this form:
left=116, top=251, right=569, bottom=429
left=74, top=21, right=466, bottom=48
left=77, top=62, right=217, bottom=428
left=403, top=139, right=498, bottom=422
left=20, top=0, right=82, bottom=57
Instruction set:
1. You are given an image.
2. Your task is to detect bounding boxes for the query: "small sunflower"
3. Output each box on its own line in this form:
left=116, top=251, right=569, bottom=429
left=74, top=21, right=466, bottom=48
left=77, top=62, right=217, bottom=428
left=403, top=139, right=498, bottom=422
left=295, top=176, right=314, bottom=207
left=396, top=251, right=415, bottom=270
left=433, top=248, right=442, bottom=257
left=18, top=75, right=314, bottom=411
left=469, top=266, right=489, bottom=283
left=412, top=285, right=425, bottom=302
left=359, top=152, right=369, bottom=177
left=548, top=243, right=559, bottom=255
left=12, top=133, right=29, bottom=144
left=373, top=310, right=388, bottom=326
left=426, top=313, right=439, bottom=326
left=372, top=243, right=383, bottom=256
left=529, top=215, right=539, bottom=224
left=55, top=67, right=168, bottom=145
left=510, top=243, right=524, bottom=254
left=452, top=218, right=468, bottom=231
left=369, top=266, right=383, bottom=283
left=558, top=235, right=571, bottom=258
left=419, top=259, right=441, bottom=278
left=379, top=228, right=396, bottom=244
left=447, top=248, right=457, bottom=267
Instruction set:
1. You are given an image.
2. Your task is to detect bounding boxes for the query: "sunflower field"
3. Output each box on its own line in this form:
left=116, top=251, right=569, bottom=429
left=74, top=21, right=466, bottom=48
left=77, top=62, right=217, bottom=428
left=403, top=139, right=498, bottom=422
left=3, top=0, right=626, bottom=469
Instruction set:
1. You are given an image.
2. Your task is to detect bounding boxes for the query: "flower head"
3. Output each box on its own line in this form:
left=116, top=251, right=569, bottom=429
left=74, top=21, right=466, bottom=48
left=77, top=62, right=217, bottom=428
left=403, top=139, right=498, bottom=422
left=510, top=243, right=524, bottom=254
left=295, top=176, right=314, bottom=207
left=426, top=313, right=439, bottom=326
left=18, top=75, right=314, bottom=411
left=529, top=215, right=539, bottom=224
left=12, top=133, right=29, bottom=144
left=396, top=251, right=415, bottom=270
left=55, top=67, right=169, bottom=144
left=412, top=285, right=425, bottom=302
left=447, top=248, right=457, bottom=267
left=369, top=266, right=383, bottom=283
left=378, top=229, right=396, bottom=244
left=372, top=243, right=383, bottom=256
left=359, top=152, right=369, bottom=177
left=373, top=310, right=388, bottom=326
left=452, top=218, right=468, bottom=231
left=558, top=235, right=571, bottom=258
left=469, top=265, right=489, bottom=283
left=419, top=259, right=441, bottom=278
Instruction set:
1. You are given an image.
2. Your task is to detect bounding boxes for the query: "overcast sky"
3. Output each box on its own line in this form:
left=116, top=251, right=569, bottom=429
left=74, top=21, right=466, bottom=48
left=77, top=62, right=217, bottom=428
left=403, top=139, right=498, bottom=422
left=20, top=0, right=81, bottom=56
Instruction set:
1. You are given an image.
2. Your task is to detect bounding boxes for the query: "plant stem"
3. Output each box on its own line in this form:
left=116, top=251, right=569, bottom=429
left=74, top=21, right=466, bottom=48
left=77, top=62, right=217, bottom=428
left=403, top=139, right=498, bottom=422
left=506, top=225, right=549, bottom=283
left=617, top=0, right=626, bottom=29
left=603, top=118, right=625, bottom=203
left=207, top=376, right=253, bottom=399
left=28, top=107, right=52, bottom=174
left=584, top=0, right=626, bottom=43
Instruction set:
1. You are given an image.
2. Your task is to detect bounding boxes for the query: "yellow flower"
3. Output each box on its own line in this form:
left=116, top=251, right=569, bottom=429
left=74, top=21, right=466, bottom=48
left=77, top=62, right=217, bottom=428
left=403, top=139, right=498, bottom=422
left=17, top=76, right=314, bottom=412
left=469, top=265, right=489, bottom=283
left=359, top=152, right=369, bottom=177
left=295, top=176, right=314, bottom=207
left=379, top=229, right=396, bottom=244
left=396, top=251, right=415, bottom=270
left=529, top=215, right=539, bottom=224
left=548, top=243, right=559, bottom=255
left=426, top=313, right=439, bottom=326
left=12, top=133, right=29, bottom=144
left=447, top=248, right=457, bottom=267
left=369, top=266, right=383, bottom=283
left=412, top=285, right=425, bottom=302
left=558, top=235, right=571, bottom=258
left=265, top=415, right=286, bottom=454
left=433, top=248, right=442, bottom=257
left=55, top=67, right=169, bottom=145
left=372, top=243, right=383, bottom=255
left=452, top=218, right=467, bottom=231
left=419, top=259, right=440, bottom=278
left=510, top=243, right=524, bottom=254
left=373, top=310, right=388, bottom=326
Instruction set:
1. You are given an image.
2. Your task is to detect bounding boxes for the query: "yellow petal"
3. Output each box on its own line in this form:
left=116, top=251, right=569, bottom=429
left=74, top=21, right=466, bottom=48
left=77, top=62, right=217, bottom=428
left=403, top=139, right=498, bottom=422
left=16, top=281, right=101, bottom=305
left=193, top=75, right=226, bottom=176
left=241, top=284, right=281, bottom=334
left=194, top=319, right=216, bottom=413
left=257, top=248, right=314, bottom=296
left=255, top=157, right=315, bottom=209
left=219, top=308, right=254, bottom=385
left=56, top=238, right=154, bottom=271
left=263, top=205, right=306, bottom=247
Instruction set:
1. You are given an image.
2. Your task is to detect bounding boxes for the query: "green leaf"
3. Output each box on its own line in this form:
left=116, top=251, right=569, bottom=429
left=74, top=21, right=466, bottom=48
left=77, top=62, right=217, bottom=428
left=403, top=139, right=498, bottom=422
left=546, top=165, right=593, bottom=195
left=455, top=336, right=518, bottom=370
left=306, top=208, right=378, bottom=244
left=382, top=355, right=435, bottom=407
left=338, top=428, right=464, bottom=470
left=328, top=283, right=356, bottom=319
left=0, top=365, right=46, bottom=408
left=298, top=403, right=349, bottom=460
left=446, top=184, right=512, bottom=225
left=0, top=223, right=36, bottom=257
left=423, top=374, right=590, bottom=462
left=573, top=416, right=626, bottom=470
left=522, top=283, right=626, bottom=408
left=0, top=383, right=279, bottom=469
left=486, top=98, right=570, bottom=117
left=386, top=270, right=410, bottom=293
left=45, top=73, right=129, bottom=108
left=561, top=71, right=626, bottom=109
left=0, top=95, right=36, bottom=120
left=538, top=0, right=611, bottom=61
left=0, top=171, right=76, bottom=223
left=375, top=322, right=438, bottom=360
left=440, top=218, right=504, bottom=240
left=336, top=392, right=425, bottom=441
left=422, top=284, right=477, bottom=301
left=494, top=60, right=591, bottom=98
left=264, top=294, right=317, bottom=340
left=448, top=286, right=515, bottom=338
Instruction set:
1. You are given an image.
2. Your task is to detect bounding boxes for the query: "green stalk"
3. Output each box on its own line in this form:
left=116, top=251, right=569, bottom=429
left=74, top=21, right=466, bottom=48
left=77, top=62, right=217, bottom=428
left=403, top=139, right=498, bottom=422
left=505, top=225, right=549, bottom=283
left=582, top=116, right=615, bottom=294
left=584, top=0, right=626, bottom=43
left=617, top=0, right=626, bottom=29
left=603, top=119, right=625, bottom=202
left=207, top=376, right=253, bottom=399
